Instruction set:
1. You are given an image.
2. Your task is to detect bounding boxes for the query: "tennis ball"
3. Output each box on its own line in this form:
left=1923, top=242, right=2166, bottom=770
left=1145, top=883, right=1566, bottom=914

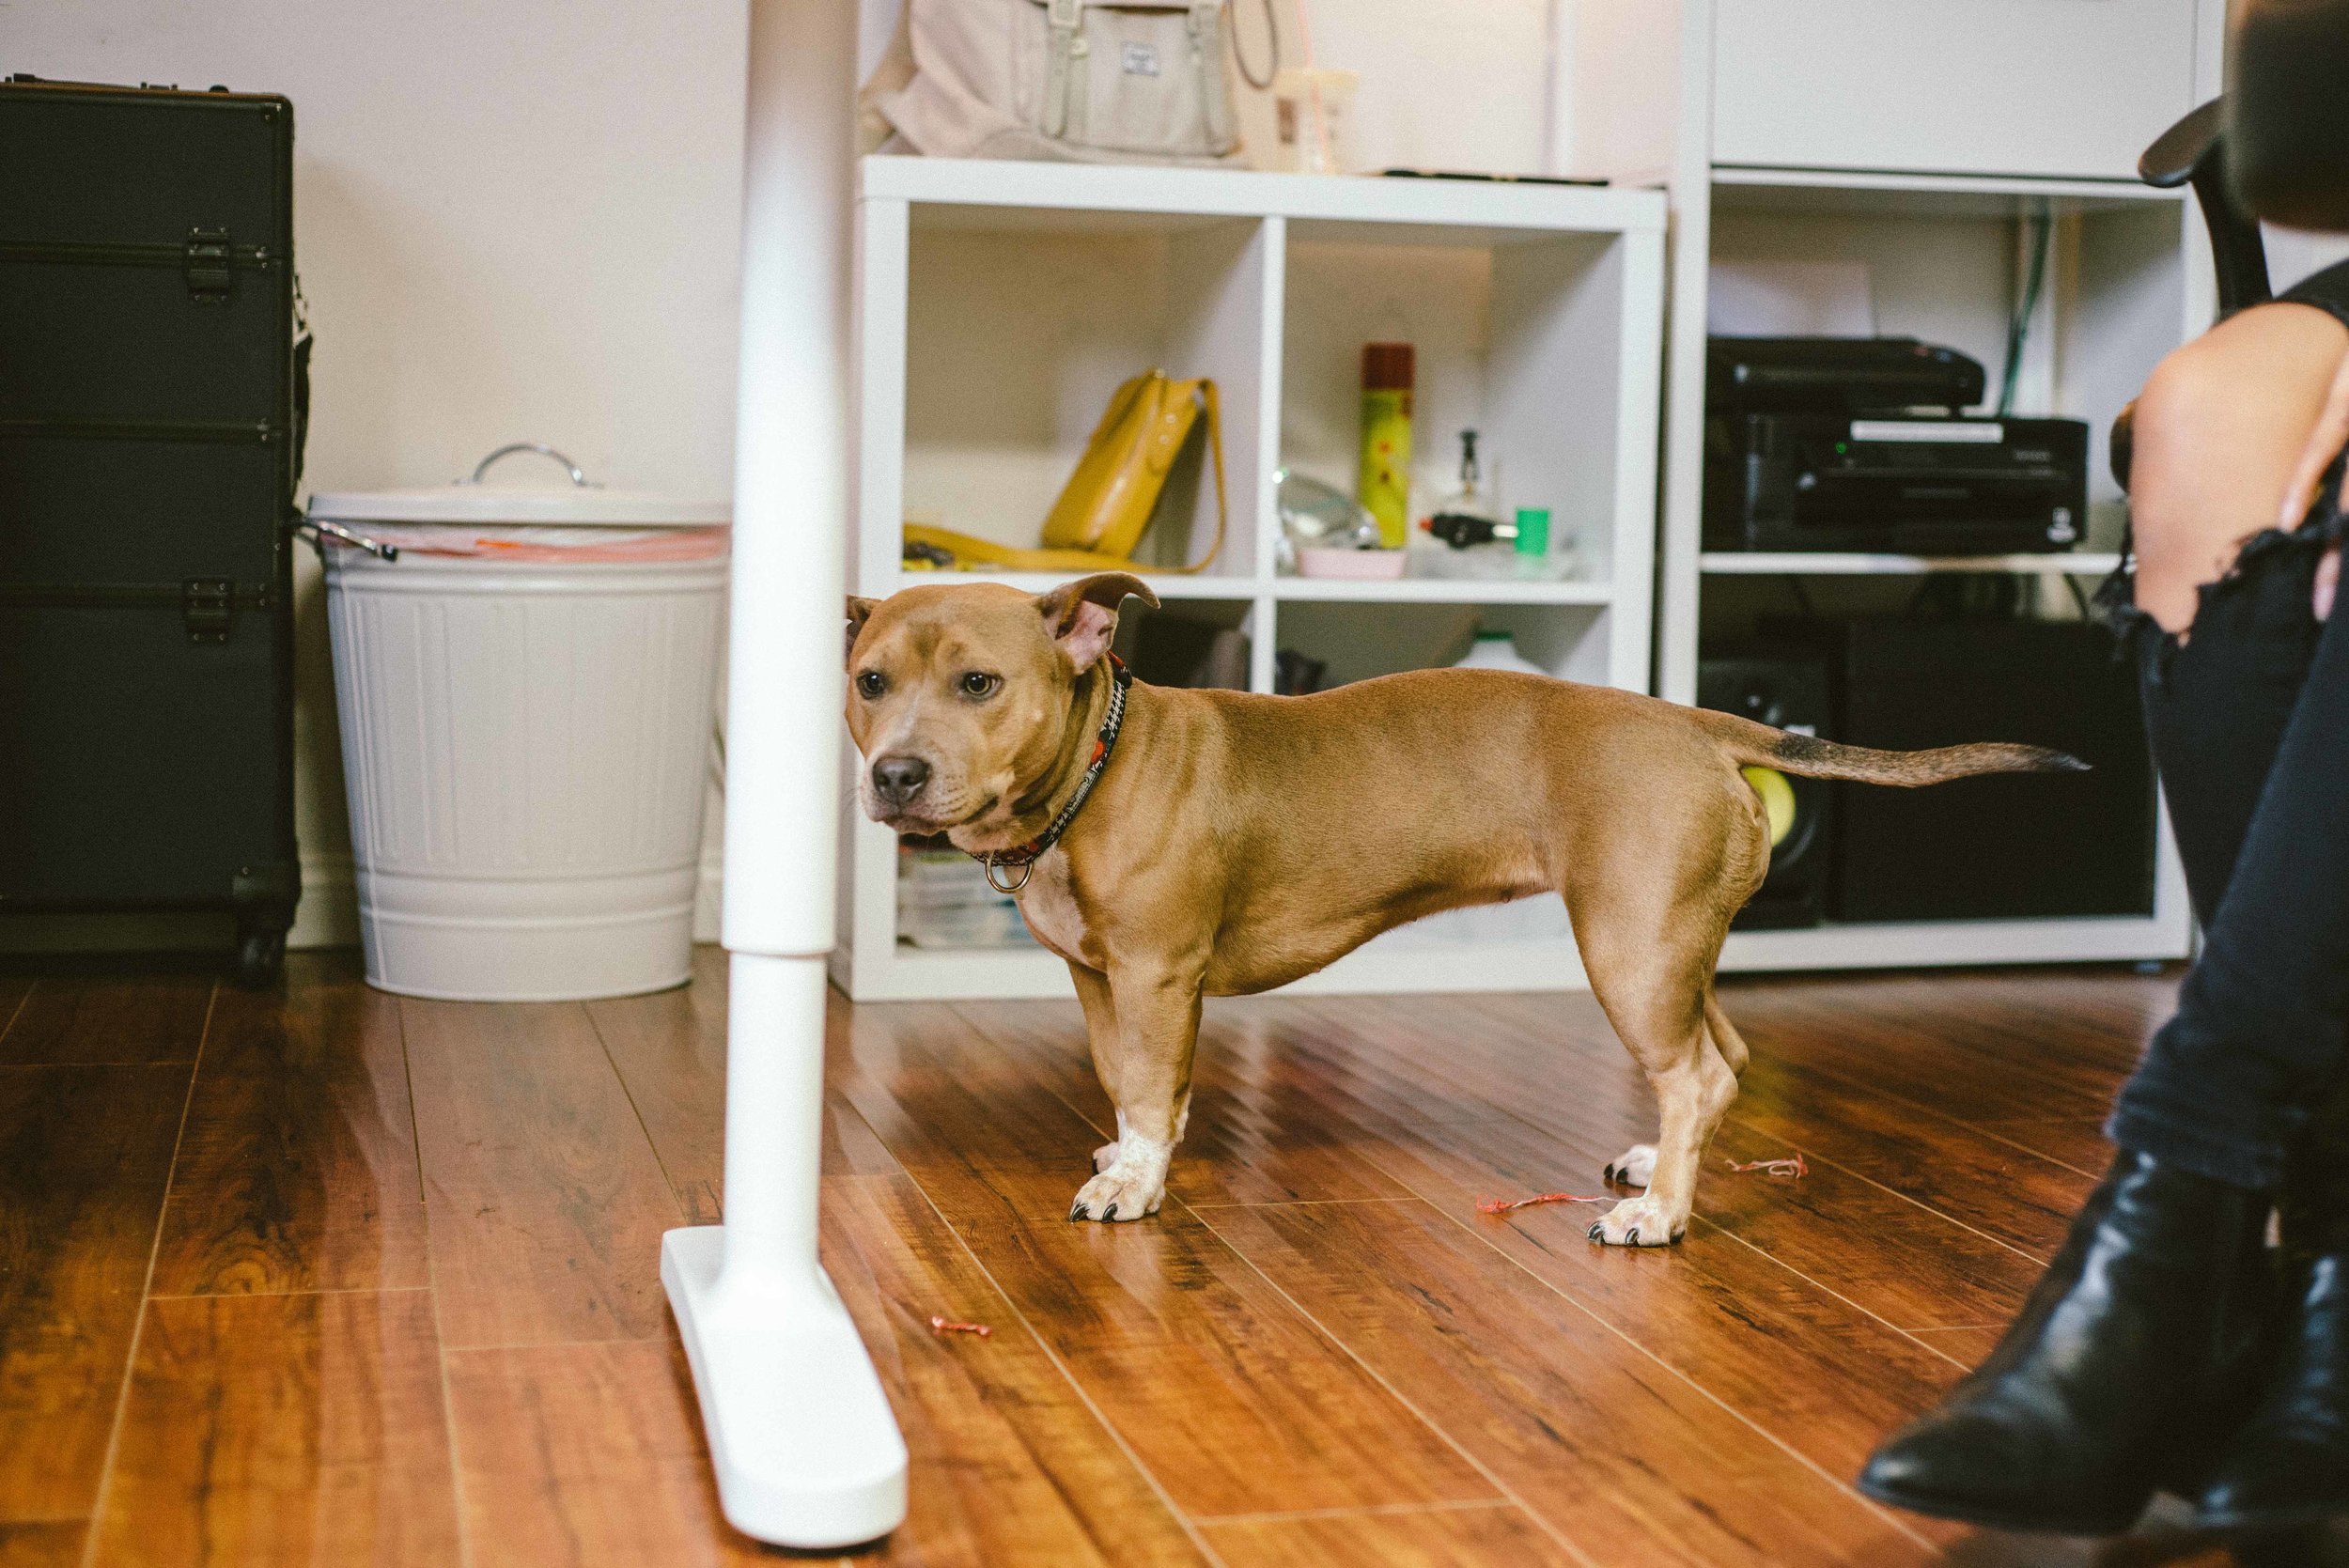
left=1740, top=765, right=1797, bottom=848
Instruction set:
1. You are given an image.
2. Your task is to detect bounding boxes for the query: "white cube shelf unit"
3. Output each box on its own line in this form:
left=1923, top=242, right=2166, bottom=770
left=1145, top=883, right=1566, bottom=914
left=835, top=156, right=1667, bottom=1001
left=1627, top=0, right=2213, bottom=973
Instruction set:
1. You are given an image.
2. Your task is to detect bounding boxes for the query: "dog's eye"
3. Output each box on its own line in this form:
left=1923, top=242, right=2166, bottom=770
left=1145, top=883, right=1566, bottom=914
left=855, top=670, right=887, bottom=699
left=958, top=671, right=1000, bottom=699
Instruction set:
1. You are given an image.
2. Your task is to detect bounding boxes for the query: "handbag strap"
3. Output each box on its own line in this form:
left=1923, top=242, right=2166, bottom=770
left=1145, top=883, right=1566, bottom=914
left=1174, top=379, right=1227, bottom=574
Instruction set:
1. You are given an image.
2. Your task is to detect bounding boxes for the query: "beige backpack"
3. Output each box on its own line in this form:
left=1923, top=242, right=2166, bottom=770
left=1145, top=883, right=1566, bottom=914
left=861, top=0, right=1247, bottom=165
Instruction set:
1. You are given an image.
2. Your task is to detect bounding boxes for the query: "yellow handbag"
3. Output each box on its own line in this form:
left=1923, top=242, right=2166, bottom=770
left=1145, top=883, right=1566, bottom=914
left=904, top=371, right=1227, bottom=574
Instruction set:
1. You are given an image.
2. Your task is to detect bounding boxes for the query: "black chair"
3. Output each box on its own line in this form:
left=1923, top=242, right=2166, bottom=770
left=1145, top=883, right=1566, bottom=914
left=2108, top=99, right=2275, bottom=491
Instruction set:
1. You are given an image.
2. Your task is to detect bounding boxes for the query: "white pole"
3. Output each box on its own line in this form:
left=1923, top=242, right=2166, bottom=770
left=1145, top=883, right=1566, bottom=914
left=659, top=0, right=909, bottom=1546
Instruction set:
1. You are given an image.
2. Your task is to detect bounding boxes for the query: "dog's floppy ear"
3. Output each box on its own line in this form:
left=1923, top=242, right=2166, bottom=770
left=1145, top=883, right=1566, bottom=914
left=1036, top=572, right=1157, bottom=673
left=845, top=596, right=880, bottom=665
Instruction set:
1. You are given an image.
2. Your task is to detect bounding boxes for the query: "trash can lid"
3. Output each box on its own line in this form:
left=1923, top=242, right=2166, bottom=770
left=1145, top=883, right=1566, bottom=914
left=309, top=442, right=729, bottom=528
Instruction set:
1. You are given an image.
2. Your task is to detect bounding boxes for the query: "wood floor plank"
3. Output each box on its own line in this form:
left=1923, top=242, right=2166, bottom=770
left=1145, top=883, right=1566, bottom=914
left=1971, top=1119, right=2114, bottom=1174
left=599, top=970, right=1208, bottom=1562
left=1265, top=993, right=2048, bottom=1342
left=1200, top=1504, right=1582, bottom=1567
left=1199, top=1198, right=1935, bottom=1568
left=837, top=1001, right=1501, bottom=1520
left=0, top=977, right=33, bottom=1046
left=1723, top=993, right=2120, bottom=1129
left=1186, top=1022, right=1977, bottom=1479
left=401, top=999, right=681, bottom=1349
left=443, top=1338, right=805, bottom=1568
left=0, top=1063, right=189, bottom=1522
left=1701, top=1117, right=2046, bottom=1332
left=821, top=1138, right=1210, bottom=1565
left=954, top=999, right=1423, bottom=1207
left=86, top=1289, right=459, bottom=1567
left=0, top=1521, right=86, bottom=1568
left=1730, top=1054, right=2096, bottom=1262
left=0, top=971, right=212, bottom=1066
left=1906, top=1325, right=2005, bottom=1367
left=152, top=955, right=426, bottom=1296
left=583, top=948, right=728, bottom=1225
left=1403, top=990, right=2094, bottom=1267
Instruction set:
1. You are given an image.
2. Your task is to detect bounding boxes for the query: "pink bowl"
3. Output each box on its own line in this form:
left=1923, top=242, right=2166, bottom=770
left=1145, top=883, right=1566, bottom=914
left=1297, top=546, right=1408, bottom=580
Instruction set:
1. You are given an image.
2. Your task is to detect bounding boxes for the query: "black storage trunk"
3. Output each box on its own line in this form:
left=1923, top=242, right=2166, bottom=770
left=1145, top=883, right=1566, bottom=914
left=0, top=78, right=302, bottom=981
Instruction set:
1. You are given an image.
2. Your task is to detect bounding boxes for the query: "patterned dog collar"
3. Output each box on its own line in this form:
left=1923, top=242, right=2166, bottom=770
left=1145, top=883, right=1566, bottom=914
left=980, top=657, right=1132, bottom=894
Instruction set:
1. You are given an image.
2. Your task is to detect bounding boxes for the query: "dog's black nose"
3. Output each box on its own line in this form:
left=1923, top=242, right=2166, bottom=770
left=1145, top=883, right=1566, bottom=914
left=871, top=754, right=931, bottom=807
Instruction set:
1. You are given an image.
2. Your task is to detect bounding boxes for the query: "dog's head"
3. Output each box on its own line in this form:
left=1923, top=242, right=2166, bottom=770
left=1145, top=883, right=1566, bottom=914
left=844, top=572, right=1158, bottom=841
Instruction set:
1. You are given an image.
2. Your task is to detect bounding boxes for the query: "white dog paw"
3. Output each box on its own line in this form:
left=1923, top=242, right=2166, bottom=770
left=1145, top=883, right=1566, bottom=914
left=1069, top=1163, right=1166, bottom=1223
left=1092, top=1140, right=1121, bottom=1175
left=1604, top=1143, right=1657, bottom=1188
left=1070, top=1135, right=1171, bottom=1223
left=1587, top=1194, right=1684, bottom=1248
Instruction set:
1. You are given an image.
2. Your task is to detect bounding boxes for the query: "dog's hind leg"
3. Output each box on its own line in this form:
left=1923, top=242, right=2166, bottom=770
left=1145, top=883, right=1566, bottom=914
left=1069, top=961, right=1203, bottom=1222
left=1610, top=990, right=1748, bottom=1191
left=1568, top=839, right=1745, bottom=1246
left=1069, top=965, right=1131, bottom=1174
left=1704, top=987, right=1750, bottom=1078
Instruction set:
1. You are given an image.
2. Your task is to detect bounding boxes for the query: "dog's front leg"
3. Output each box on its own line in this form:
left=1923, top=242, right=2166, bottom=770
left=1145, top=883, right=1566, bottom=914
left=1068, top=962, right=1202, bottom=1223
left=1069, top=966, right=1129, bottom=1176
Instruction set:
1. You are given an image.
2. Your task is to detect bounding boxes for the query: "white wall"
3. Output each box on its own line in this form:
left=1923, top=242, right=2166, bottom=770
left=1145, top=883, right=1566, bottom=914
left=10, top=0, right=751, bottom=946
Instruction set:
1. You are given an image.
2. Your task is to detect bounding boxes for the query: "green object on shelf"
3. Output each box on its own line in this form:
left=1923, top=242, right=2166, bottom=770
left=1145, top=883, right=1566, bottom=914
left=1514, top=507, right=1550, bottom=556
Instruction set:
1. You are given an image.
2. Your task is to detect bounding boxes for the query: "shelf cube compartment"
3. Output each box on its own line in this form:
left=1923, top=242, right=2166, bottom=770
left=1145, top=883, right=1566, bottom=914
left=1281, top=221, right=1650, bottom=587
left=875, top=205, right=1273, bottom=591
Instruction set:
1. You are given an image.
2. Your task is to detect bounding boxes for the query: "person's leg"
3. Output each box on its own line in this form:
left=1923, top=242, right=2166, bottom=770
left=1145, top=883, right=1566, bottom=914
left=2109, top=292, right=2349, bottom=1185
left=2122, top=300, right=2346, bottom=938
left=1862, top=295, right=2347, bottom=1534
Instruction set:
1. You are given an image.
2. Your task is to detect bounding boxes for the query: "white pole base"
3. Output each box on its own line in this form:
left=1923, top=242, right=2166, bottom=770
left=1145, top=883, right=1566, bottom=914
left=661, top=1225, right=909, bottom=1548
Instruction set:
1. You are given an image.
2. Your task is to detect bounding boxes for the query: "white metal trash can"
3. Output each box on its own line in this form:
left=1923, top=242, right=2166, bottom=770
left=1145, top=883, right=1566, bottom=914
left=310, top=445, right=729, bottom=1001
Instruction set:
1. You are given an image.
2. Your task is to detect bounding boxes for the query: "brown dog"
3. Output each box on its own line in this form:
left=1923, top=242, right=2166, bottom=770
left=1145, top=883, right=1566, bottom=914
left=845, top=573, right=2081, bottom=1245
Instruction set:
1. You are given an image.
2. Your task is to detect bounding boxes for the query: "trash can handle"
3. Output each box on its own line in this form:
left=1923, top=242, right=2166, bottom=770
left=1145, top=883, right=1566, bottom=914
left=462, top=442, right=600, bottom=489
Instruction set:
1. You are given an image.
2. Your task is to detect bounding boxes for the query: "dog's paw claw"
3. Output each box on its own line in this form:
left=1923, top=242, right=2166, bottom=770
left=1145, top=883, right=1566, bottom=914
left=1591, top=1195, right=1684, bottom=1249
left=1605, top=1143, right=1657, bottom=1189
left=1068, top=1159, right=1167, bottom=1224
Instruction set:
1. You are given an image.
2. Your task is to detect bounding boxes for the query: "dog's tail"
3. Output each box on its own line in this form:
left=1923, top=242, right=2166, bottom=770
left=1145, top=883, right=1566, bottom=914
left=1695, top=708, right=2087, bottom=788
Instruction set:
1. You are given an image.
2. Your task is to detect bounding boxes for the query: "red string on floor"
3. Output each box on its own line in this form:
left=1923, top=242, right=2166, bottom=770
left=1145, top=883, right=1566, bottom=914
left=1726, top=1153, right=1809, bottom=1179
left=1476, top=1190, right=1607, bottom=1215
left=929, top=1315, right=993, bottom=1337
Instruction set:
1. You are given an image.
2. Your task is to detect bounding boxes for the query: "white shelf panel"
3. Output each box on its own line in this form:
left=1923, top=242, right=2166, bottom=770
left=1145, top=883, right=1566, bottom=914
left=1699, top=551, right=2122, bottom=577
left=1271, top=574, right=1613, bottom=605
left=864, top=156, right=1665, bottom=238
left=1710, top=165, right=2185, bottom=218
left=1721, top=914, right=2188, bottom=974
left=891, top=568, right=1617, bottom=607
left=892, top=570, right=1260, bottom=602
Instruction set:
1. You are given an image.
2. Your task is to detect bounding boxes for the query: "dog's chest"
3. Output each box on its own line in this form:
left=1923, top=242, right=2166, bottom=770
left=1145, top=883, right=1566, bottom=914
left=1015, top=853, right=1096, bottom=963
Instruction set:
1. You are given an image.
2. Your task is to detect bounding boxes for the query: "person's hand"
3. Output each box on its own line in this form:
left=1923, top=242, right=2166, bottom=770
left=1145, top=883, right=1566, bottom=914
left=2279, top=345, right=2349, bottom=621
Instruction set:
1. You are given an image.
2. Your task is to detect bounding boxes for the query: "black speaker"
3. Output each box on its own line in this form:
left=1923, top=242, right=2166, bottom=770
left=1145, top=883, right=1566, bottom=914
left=1700, top=645, right=1832, bottom=929
left=1823, top=618, right=2155, bottom=922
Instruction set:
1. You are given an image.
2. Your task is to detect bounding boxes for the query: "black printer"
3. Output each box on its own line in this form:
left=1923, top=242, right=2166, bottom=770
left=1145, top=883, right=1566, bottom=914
left=1703, top=337, right=2089, bottom=554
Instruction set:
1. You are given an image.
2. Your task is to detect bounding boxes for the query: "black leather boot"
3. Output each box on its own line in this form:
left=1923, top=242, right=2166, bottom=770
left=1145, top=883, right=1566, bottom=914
left=2200, top=1092, right=2349, bottom=1531
left=1858, top=1149, right=2273, bottom=1534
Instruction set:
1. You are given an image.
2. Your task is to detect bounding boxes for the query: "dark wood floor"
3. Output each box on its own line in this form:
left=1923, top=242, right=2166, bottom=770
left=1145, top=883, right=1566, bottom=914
left=0, top=949, right=2305, bottom=1566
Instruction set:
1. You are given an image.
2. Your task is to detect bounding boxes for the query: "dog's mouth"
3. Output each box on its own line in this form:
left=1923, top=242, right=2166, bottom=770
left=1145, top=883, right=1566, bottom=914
left=876, top=795, right=997, bottom=836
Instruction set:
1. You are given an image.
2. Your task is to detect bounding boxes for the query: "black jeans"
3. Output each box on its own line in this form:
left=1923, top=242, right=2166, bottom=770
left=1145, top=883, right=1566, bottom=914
left=2103, top=259, right=2349, bottom=1190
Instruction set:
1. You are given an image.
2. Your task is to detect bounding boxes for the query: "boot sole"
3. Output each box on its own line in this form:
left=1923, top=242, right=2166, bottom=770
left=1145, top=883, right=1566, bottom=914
left=2195, top=1498, right=2349, bottom=1533
left=1855, top=1474, right=2145, bottom=1537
